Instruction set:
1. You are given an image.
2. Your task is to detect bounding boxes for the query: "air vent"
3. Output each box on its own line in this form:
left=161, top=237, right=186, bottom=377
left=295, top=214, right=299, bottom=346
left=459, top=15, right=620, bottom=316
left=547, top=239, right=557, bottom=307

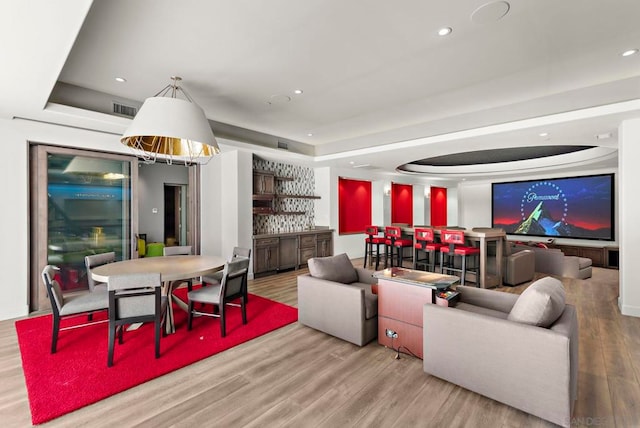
left=112, top=102, right=137, bottom=118
left=277, top=141, right=289, bottom=150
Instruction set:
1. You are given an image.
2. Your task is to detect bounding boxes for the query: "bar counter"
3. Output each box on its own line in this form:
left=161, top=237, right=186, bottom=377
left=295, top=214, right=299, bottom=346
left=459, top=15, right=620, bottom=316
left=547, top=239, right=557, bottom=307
left=388, top=226, right=506, bottom=288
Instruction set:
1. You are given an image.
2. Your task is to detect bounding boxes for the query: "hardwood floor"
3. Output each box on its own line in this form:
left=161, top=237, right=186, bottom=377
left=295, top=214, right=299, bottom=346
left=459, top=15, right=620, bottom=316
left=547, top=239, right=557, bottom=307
left=1, top=261, right=638, bottom=427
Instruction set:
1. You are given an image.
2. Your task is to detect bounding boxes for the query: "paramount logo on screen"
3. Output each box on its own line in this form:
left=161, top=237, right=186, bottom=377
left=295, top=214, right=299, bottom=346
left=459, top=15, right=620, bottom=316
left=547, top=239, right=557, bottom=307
left=526, top=192, right=561, bottom=203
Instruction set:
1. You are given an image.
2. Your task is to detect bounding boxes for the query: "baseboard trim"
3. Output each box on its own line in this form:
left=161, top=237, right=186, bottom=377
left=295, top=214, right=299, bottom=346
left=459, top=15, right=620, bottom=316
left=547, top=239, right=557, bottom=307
left=618, top=297, right=640, bottom=317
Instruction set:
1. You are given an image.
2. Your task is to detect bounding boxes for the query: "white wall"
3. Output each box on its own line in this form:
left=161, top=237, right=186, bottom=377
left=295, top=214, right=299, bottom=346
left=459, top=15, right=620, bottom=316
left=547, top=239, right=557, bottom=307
left=200, top=150, right=253, bottom=260
left=321, top=168, right=439, bottom=259
left=314, top=167, right=331, bottom=227
left=619, top=117, right=640, bottom=316
left=0, top=118, right=129, bottom=320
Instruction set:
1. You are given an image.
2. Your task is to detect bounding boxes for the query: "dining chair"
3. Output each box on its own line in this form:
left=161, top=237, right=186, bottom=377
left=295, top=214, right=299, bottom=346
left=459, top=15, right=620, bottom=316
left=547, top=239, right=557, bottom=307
left=201, top=247, right=251, bottom=301
left=163, top=245, right=194, bottom=291
left=84, top=251, right=116, bottom=291
left=107, top=272, right=166, bottom=367
left=187, top=257, right=250, bottom=338
left=41, top=265, right=109, bottom=354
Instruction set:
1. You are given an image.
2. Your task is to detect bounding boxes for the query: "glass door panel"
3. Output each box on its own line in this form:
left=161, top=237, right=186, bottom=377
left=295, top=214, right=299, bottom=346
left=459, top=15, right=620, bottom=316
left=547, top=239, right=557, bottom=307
left=30, top=145, right=138, bottom=311
left=46, top=154, right=131, bottom=292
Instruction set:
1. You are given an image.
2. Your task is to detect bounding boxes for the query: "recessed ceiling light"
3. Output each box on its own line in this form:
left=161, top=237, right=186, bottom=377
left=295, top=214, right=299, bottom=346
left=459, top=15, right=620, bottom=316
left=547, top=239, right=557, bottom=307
left=115, top=77, right=126, bottom=83
left=294, top=89, right=303, bottom=95
left=438, top=27, right=452, bottom=36
left=349, top=161, right=355, bottom=165
left=307, top=133, right=313, bottom=137
left=622, top=49, right=638, bottom=57
left=539, top=132, right=549, bottom=137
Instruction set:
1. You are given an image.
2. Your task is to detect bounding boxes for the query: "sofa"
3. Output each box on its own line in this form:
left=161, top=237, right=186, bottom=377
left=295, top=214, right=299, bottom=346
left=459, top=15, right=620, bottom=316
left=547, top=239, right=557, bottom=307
left=297, top=253, right=378, bottom=346
left=423, top=278, right=578, bottom=427
left=511, top=243, right=592, bottom=279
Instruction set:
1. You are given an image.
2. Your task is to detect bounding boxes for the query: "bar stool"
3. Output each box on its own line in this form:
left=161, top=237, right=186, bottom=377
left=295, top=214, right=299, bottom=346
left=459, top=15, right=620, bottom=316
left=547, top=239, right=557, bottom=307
left=384, top=226, right=413, bottom=268
left=363, top=225, right=386, bottom=270
left=413, top=228, right=444, bottom=271
left=439, top=229, right=480, bottom=286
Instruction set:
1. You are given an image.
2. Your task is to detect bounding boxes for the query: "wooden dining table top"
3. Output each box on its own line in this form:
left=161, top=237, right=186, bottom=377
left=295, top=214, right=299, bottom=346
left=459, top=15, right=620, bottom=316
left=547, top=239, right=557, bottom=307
left=90, top=255, right=227, bottom=283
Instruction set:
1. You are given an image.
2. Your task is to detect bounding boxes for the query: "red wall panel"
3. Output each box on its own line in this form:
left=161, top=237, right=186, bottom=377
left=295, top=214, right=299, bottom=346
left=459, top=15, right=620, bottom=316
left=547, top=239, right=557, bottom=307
left=430, top=186, right=447, bottom=226
left=338, top=178, right=372, bottom=234
left=391, top=183, right=413, bottom=226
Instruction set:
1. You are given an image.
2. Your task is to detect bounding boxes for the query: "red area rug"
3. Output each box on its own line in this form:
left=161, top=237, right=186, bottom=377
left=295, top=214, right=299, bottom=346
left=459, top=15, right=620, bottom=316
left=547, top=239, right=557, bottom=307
left=15, top=291, right=297, bottom=425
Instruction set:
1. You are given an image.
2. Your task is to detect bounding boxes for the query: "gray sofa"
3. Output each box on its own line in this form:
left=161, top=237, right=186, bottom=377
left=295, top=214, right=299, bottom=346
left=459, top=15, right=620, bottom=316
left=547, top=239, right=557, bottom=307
left=297, top=253, right=378, bottom=346
left=512, top=243, right=592, bottom=279
left=423, top=279, right=578, bottom=427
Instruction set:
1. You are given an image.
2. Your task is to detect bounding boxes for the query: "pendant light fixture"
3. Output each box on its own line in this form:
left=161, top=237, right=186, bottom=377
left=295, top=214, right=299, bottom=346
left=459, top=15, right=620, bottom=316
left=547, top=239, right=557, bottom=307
left=121, top=76, right=220, bottom=165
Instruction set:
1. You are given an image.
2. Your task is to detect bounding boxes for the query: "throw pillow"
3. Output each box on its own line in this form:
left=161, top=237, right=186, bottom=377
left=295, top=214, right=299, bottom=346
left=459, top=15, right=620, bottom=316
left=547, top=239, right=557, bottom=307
left=308, top=253, right=358, bottom=284
left=507, top=276, right=565, bottom=328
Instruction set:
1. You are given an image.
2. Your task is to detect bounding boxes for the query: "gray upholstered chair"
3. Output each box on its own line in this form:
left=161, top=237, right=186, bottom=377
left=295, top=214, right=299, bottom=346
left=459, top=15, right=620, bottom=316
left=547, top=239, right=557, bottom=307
left=41, top=265, right=109, bottom=353
left=187, top=257, right=250, bottom=337
left=423, top=278, right=578, bottom=427
left=202, top=246, right=251, bottom=300
left=297, top=253, right=378, bottom=346
left=84, top=251, right=116, bottom=291
left=163, top=245, right=194, bottom=291
left=107, top=272, right=166, bottom=367
left=163, top=245, right=192, bottom=257
left=503, top=248, right=535, bottom=286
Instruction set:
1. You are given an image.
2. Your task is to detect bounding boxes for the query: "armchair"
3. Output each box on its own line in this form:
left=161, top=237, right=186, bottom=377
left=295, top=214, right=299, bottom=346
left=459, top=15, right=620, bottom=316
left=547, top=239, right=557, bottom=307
left=423, top=280, right=578, bottom=427
left=503, top=248, right=535, bottom=286
left=297, top=253, right=378, bottom=346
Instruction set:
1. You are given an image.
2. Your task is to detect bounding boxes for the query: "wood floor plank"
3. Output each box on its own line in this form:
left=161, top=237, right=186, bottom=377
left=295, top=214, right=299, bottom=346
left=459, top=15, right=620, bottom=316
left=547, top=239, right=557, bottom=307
left=1, top=264, right=636, bottom=427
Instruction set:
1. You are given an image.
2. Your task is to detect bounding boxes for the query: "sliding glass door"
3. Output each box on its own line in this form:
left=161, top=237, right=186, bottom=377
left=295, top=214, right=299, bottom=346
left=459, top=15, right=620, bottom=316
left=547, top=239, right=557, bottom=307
left=30, top=145, right=138, bottom=311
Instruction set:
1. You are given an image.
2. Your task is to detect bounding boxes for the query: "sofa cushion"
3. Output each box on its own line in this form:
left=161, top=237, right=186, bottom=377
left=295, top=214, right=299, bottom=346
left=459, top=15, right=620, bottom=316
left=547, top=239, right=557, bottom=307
left=308, top=253, right=358, bottom=284
left=507, top=276, right=566, bottom=328
left=456, top=302, right=509, bottom=320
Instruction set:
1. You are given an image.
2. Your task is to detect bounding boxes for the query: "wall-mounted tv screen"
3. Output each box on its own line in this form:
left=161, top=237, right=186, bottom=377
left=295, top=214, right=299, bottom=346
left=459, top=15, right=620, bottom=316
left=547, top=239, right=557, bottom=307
left=492, top=174, right=614, bottom=241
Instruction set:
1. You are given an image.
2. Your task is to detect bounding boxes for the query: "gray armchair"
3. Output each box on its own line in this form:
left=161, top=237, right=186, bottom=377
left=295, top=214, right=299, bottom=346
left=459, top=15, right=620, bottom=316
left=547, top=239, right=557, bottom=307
left=503, top=248, right=535, bottom=285
left=423, top=280, right=578, bottom=427
left=297, top=253, right=378, bottom=346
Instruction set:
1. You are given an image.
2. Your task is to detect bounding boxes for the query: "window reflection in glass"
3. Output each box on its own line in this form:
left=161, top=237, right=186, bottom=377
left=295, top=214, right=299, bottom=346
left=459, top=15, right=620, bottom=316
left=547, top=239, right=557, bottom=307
left=47, top=154, right=131, bottom=292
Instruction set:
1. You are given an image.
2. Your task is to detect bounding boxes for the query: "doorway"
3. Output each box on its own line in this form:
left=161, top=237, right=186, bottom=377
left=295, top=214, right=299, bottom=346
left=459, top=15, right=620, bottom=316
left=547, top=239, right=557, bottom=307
left=164, top=184, right=187, bottom=246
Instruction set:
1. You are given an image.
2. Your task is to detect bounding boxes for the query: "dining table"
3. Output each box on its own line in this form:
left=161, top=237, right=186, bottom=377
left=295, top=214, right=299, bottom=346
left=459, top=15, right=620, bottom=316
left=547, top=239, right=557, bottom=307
left=91, top=255, right=227, bottom=334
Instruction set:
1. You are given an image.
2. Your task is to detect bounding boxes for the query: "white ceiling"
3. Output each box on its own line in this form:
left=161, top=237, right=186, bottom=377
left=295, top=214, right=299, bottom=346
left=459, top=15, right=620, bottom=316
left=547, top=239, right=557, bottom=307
left=2, top=0, right=640, bottom=180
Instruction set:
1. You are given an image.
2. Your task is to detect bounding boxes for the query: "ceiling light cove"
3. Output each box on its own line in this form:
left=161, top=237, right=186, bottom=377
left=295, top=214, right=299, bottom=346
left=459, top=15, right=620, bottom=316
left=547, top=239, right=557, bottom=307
left=437, top=27, right=452, bottom=36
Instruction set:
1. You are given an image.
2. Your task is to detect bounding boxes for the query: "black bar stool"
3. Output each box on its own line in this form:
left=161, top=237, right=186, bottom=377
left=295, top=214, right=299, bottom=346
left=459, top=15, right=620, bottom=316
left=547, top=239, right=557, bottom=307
left=363, top=225, right=386, bottom=270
